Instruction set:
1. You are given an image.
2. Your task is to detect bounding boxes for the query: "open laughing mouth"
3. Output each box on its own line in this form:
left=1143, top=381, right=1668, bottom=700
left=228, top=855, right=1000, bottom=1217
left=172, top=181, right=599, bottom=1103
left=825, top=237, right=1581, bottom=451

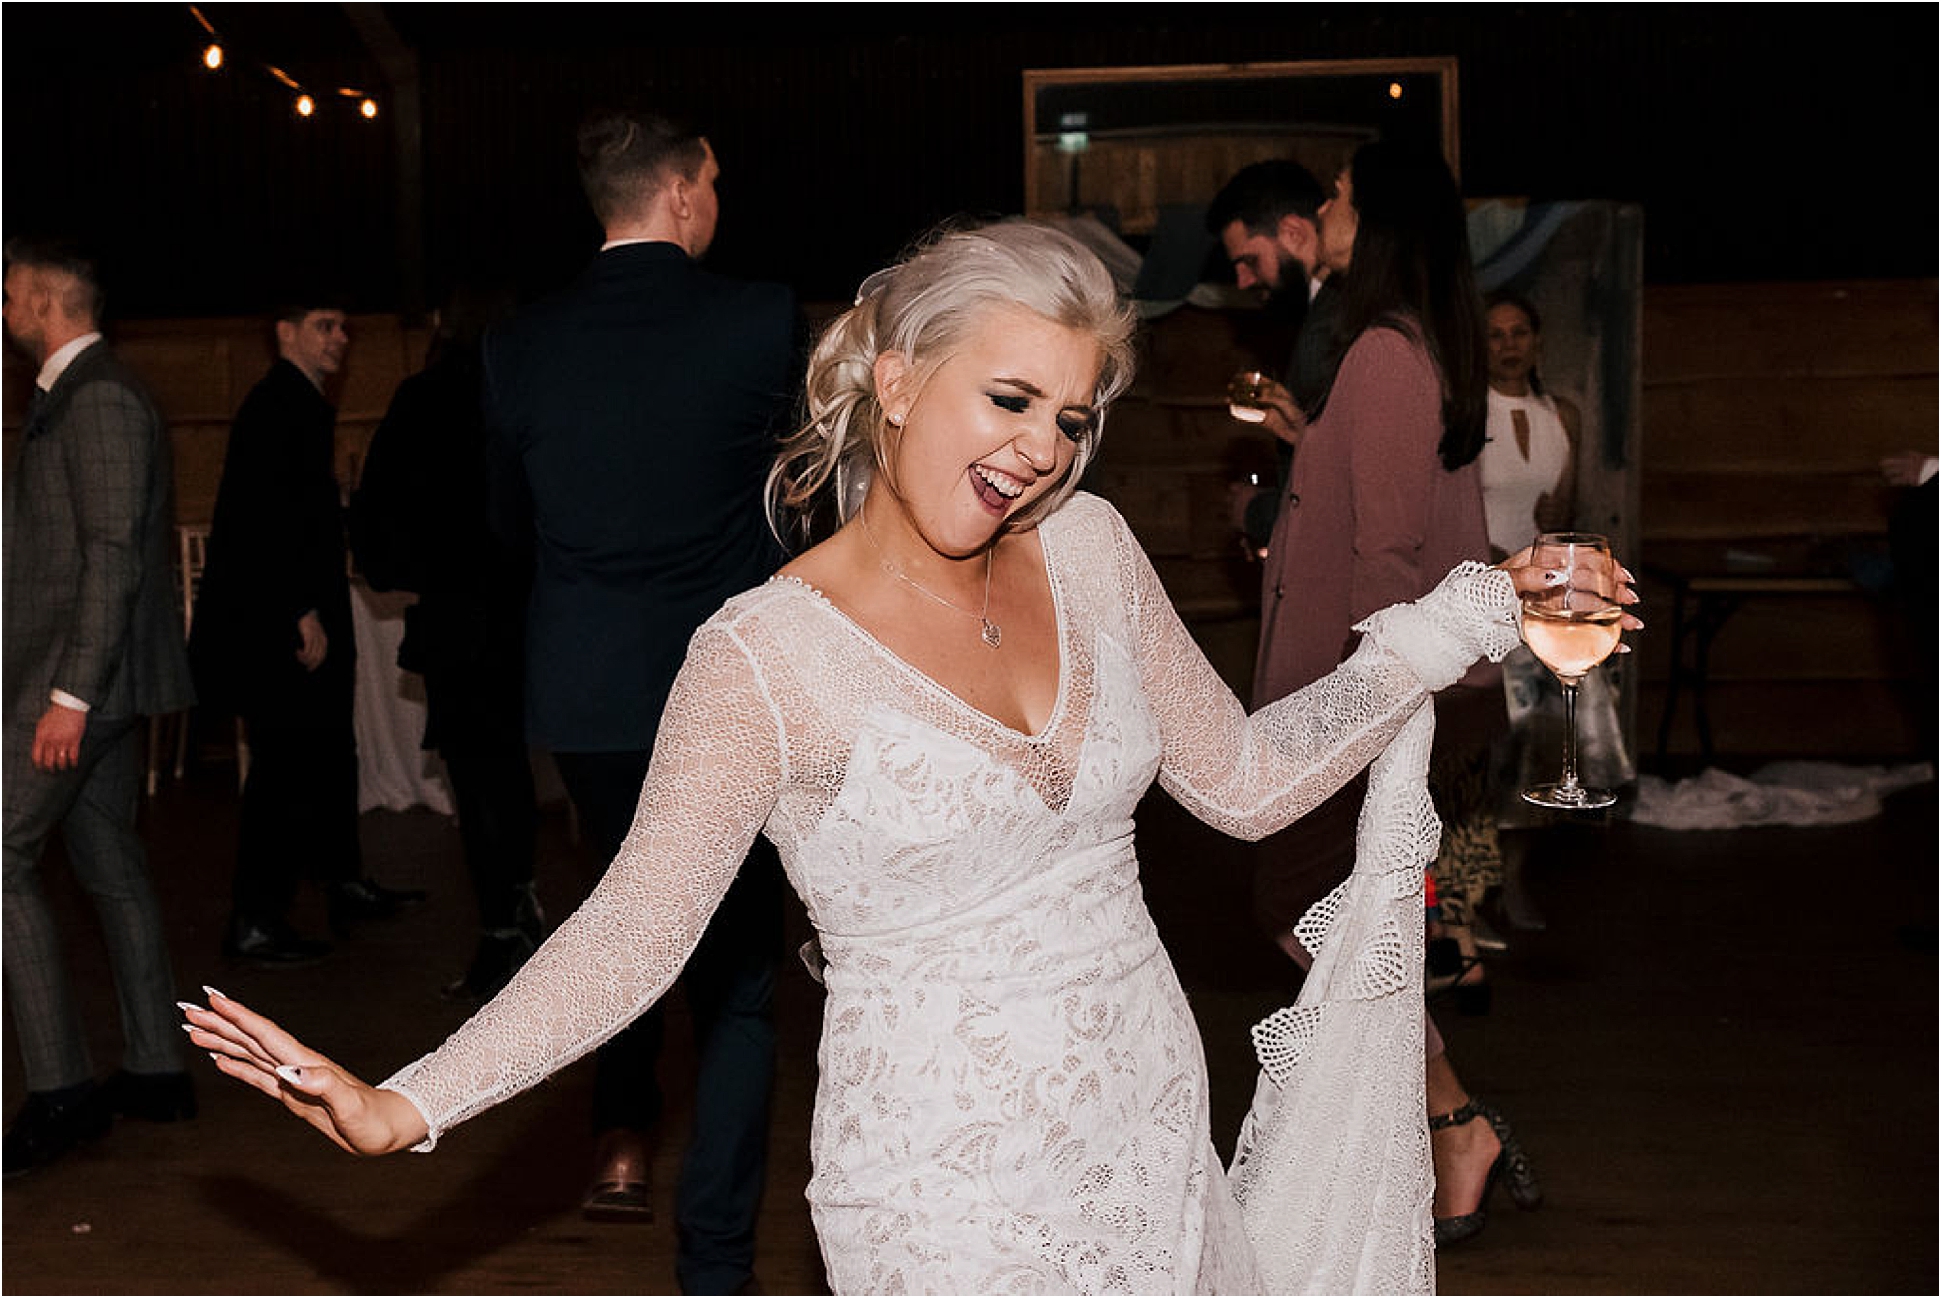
left=971, top=464, right=1027, bottom=511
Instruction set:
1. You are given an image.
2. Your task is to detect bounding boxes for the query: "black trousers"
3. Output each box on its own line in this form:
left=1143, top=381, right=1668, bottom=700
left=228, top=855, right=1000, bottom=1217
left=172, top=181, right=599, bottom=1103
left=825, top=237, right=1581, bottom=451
left=437, top=737, right=537, bottom=931
left=420, top=627, right=537, bottom=931
left=553, top=748, right=783, bottom=1293
left=231, top=661, right=361, bottom=925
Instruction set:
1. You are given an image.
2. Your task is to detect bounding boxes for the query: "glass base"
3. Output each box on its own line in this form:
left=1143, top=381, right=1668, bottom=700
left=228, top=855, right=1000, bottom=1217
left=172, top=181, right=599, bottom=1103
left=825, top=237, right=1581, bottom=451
left=1522, top=781, right=1616, bottom=811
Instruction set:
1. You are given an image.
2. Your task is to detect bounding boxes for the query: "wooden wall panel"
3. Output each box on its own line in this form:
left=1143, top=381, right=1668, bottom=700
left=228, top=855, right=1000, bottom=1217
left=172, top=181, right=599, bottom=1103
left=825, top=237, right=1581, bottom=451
left=1641, top=469, right=1901, bottom=540
left=113, top=335, right=245, bottom=424
left=1636, top=278, right=1933, bottom=761
left=167, top=424, right=233, bottom=530
left=1642, top=282, right=1937, bottom=383
left=1641, top=376, right=1937, bottom=472
left=0, top=314, right=436, bottom=526
left=1639, top=279, right=1935, bottom=547
left=1031, top=131, right=1363, bottom=236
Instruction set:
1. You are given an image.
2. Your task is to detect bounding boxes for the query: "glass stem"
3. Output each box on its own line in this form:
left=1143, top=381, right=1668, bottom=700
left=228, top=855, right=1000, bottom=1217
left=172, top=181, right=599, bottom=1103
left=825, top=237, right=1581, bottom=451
left=1558, top=681, right=1582, bottom=794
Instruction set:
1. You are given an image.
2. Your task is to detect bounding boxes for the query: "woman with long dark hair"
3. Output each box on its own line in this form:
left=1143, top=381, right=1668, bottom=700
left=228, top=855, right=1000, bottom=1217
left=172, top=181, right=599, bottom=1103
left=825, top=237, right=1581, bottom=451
left=1251, top=138, right=1542, bottom=1247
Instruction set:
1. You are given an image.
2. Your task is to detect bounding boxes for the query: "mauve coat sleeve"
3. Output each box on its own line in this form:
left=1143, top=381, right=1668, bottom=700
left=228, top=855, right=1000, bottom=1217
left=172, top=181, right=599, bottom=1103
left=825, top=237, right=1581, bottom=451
left=1341, top=326, right=1447, bottom=628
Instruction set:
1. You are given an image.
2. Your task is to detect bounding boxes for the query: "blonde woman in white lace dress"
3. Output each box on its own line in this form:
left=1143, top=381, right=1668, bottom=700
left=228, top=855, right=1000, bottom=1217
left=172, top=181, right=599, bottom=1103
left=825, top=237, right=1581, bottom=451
left=184, top=220, right=1635, bottom=1295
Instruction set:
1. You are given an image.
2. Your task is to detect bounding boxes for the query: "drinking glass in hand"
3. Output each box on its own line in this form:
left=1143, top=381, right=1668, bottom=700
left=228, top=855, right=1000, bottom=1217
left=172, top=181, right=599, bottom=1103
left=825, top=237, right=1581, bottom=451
left=1228, top=371, right=1271, bottom=424
left=1520, top=531, right=1623, bottom=810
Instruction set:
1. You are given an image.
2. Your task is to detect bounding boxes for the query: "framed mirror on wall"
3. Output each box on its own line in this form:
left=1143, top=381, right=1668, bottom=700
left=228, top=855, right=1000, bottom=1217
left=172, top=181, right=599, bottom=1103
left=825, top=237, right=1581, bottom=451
left=1023, top=58, right=1460, bottom=241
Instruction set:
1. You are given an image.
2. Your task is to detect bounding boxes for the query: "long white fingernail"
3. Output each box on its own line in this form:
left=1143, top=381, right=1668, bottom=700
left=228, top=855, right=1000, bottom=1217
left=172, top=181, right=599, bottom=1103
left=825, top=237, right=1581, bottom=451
left=275, top=1065, right=304, bottom=1086
left=177, top=1001, right=200, bottom=1013
left=203, top=985, right=229, bottom=1001
left=1541, top=569, right=1567, bottom=586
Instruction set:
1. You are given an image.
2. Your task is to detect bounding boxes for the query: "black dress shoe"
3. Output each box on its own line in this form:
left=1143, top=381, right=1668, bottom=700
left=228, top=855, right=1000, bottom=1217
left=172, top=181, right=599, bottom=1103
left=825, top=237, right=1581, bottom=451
left=3, top=1082, right=109, bottom=1178
left=328, top=878, right=428, bottom=933
left=99, top=1069, right=197, bottom=1122
left=223, top=917, right=333, bottom=966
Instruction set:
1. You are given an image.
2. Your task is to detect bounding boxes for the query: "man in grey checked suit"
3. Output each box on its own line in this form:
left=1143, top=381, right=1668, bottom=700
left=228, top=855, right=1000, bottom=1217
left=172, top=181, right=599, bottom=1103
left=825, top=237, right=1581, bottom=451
left=2, top=237, right=198, bottom=1177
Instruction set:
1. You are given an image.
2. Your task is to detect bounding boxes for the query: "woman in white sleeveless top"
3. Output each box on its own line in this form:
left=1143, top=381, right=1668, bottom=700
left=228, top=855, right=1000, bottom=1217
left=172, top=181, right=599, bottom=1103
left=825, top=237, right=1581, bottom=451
left=1480, top=293, right=1580, bottom=560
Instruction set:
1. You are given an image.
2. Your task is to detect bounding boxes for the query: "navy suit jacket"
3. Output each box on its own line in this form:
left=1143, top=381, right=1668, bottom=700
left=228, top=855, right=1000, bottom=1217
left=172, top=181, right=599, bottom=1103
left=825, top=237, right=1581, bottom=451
left=483, top=242, right=800, bottom=752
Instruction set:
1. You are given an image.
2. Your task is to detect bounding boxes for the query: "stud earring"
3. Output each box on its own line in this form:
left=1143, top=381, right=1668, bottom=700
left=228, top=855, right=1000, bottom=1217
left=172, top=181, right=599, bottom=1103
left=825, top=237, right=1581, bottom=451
left=888, top=411, right=906, bottom=427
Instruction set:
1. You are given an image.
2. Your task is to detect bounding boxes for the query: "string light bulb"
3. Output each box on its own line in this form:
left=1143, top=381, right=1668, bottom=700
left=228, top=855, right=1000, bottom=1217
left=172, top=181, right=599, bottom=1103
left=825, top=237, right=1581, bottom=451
left=1388, top=82, right=1405, bottom=100
left=188, top=6, right=381, bottom=123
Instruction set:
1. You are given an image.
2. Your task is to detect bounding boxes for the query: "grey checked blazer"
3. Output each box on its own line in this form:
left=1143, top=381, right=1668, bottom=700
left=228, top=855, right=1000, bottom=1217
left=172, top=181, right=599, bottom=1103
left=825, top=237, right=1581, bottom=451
left=3, top=339, right=194, bottom=727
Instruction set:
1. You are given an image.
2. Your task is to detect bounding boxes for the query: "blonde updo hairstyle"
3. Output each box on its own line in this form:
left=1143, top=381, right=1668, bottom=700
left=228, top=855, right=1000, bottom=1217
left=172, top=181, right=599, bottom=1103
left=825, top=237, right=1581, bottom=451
left=767, top=218, right=1138, bottom=548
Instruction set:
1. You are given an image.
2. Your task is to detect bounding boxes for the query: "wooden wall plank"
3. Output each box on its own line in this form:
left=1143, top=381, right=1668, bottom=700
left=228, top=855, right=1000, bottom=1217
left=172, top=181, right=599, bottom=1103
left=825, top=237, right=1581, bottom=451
left=1640, top=469, right=1902, bottom=539
left=1642, top=375, right=1937, bottom=471
left=1644, top=281, right=1938, bottom=381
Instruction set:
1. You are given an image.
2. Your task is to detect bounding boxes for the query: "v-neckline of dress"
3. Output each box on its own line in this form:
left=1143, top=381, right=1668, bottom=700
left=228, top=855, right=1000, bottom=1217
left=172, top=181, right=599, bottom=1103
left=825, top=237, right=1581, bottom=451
left=768, top=519, right=1073, bottom=744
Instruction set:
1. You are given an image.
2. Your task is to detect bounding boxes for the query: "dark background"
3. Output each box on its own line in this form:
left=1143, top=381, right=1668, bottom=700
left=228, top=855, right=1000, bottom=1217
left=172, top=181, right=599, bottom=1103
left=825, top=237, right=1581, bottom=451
left=5, top=3, right=1936, bottom=318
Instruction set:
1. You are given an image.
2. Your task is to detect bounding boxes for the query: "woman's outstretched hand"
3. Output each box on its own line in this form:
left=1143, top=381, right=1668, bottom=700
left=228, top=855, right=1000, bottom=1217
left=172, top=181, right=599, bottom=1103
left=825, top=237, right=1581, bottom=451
left=182, top=988, right=430, bottom=1156
left=1496, top=545, right=1645, bottom=646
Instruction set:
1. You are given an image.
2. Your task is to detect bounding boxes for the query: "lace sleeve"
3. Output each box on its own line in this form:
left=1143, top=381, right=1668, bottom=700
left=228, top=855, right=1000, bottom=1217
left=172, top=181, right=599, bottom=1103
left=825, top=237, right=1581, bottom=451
left=1125, top=520, right=1519, bottom=841
left=379, top=615, right=786, bottom=1148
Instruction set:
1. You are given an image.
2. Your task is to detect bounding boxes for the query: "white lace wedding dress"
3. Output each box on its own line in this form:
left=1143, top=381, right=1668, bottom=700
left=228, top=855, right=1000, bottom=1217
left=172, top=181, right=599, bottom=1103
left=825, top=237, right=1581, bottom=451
left=383, top=492, right=1519, bottom=1295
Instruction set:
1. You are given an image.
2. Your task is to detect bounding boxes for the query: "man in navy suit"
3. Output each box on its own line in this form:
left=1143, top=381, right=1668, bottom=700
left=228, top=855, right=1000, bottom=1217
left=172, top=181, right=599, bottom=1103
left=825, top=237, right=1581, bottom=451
left=3, top=237, right=198, bottom=1175
left=483, top=109, right=799, bottom=1295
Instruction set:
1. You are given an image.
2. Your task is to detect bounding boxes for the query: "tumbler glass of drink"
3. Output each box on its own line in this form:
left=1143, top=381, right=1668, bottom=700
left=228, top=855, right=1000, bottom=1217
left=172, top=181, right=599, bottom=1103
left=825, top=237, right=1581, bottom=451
left=1227, top=370, right=1272, bottom=423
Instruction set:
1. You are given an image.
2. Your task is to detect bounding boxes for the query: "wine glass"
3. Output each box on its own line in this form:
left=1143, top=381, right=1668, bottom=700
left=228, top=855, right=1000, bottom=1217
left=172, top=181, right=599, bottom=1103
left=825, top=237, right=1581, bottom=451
left=1519, top=532, right=1624, bottom=810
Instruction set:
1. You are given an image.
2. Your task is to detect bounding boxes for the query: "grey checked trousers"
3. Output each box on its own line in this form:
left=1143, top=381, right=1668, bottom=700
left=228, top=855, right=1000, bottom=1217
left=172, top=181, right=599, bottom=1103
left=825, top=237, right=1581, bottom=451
left=4, top=716, right=184, bottom=1092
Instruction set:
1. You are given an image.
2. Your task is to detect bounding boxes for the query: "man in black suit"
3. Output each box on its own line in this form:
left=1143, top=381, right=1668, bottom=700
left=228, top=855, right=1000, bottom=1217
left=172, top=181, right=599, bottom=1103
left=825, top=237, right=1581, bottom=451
left=3, top=237, right=198, bottom=1175
left=349, top=282, right=542, bottom=1001
left=483, top=109, right=798, bottom=1295
left=191, top=293, right=422, bottom=966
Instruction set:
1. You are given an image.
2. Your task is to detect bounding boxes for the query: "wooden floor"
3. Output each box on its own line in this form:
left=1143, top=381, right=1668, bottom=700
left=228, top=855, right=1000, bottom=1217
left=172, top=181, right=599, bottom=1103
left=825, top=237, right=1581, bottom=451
left=4, top=749, right=1935, bottom=1295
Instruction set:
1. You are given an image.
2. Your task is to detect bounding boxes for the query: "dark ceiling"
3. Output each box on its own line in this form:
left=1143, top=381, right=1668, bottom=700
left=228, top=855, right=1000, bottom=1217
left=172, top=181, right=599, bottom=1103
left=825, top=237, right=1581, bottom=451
left=4, top=3, right=1936, bottom=318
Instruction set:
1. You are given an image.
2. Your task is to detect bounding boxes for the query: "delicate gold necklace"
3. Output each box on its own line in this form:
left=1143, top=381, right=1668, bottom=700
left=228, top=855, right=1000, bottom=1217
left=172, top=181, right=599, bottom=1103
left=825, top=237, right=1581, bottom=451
left=859, top=508, right=1002, bottom=648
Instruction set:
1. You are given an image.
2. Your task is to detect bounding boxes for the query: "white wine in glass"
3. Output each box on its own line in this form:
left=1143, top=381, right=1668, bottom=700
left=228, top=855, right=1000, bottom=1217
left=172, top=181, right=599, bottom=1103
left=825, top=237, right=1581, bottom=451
left=1520, top=532, right=1622, bottom=810
left=1521, top=600, right=1623, bottom=680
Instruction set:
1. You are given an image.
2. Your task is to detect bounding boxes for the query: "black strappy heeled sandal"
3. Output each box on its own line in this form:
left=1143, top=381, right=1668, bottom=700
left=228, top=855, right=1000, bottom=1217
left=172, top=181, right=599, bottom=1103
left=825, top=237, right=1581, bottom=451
left=1430, top=1098, right=1543, bottom=1246
left=1425, top=936, right=1493, bottom=1015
